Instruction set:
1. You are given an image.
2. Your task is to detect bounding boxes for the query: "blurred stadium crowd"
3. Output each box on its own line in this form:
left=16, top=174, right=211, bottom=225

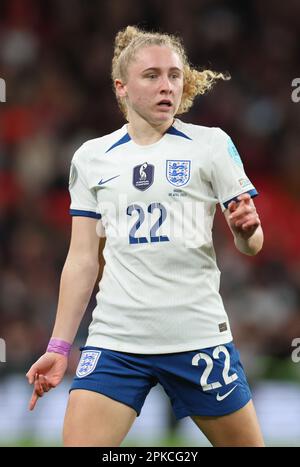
left=0, top=0, right=300, bottom=444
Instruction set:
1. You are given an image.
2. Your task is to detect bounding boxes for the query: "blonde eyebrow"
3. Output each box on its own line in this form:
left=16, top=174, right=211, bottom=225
left=142, top=67, right=183, bottom=73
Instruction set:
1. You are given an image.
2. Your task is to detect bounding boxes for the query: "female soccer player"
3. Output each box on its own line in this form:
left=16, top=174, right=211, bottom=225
left=26, top=26, right=264, bottom=447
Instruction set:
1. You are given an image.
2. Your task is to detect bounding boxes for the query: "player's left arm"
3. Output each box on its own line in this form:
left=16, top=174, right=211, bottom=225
left=224, top=193, right=264, bottom=256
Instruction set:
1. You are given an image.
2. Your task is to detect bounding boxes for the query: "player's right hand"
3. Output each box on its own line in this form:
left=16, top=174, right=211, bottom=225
left=26, top=352, right=68, bottom=411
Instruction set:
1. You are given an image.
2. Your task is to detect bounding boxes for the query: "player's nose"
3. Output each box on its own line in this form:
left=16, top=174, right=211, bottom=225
left=159, top=75, right=172, bottom=93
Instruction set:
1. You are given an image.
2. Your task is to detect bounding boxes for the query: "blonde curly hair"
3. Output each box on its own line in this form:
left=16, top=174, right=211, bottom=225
left=112, top=26, right=230, bottom=119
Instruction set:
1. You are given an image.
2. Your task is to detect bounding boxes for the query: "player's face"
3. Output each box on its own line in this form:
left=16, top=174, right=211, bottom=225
left=117, top=46, right=184, bottom=126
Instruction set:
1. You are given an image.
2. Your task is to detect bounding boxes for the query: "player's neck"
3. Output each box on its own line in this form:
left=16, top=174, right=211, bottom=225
left=127, top=117, right=174, bottom=146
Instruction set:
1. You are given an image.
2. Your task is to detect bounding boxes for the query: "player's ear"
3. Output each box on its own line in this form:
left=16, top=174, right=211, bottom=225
left=115, top=79, right=127, bottom=98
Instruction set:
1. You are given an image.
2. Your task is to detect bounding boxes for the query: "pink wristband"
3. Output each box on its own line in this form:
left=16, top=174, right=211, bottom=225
left=46, top=338, right=71, bottom=357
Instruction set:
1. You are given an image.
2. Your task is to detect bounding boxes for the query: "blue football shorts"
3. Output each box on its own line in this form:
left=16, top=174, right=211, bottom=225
left=70, top=342, right=252, bottom=419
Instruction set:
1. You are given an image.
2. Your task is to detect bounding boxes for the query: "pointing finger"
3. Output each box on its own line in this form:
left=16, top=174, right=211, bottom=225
left=29, top=391, right=40, bottom=411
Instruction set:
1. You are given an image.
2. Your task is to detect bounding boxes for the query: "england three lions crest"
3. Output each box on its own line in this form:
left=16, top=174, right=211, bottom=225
left=166, top=160, right=191, bottom=187
left=76, top=350, right=101, bottom=378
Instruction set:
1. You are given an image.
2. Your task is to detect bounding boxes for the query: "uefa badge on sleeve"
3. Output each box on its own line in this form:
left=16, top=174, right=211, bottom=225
left=76, top=350, right=101, bottom=378
left=69, top=163, right=78, bottom=188
left=227, top=138, right=243, bottom=167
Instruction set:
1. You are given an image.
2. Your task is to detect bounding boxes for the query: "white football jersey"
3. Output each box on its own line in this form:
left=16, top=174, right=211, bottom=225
left=69, top=119, right=257, bottom=353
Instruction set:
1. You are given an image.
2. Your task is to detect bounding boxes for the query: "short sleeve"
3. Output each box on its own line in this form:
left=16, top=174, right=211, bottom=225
left=210, top=128, right=258, bottom=211
left=69, top=144, right=101, bottom=219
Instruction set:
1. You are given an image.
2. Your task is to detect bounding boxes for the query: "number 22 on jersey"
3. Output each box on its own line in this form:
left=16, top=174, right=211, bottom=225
left=127, top=202, right=170, bottom=244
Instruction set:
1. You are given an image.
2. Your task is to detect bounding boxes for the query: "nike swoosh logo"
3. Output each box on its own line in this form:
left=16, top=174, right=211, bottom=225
left=98, top=175, right=120, bottom=186
left=216, top=385, right=238, bottom=401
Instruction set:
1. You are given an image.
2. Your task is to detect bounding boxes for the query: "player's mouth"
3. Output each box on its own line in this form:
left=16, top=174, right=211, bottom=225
left=156, top=99, right=173, bottom=110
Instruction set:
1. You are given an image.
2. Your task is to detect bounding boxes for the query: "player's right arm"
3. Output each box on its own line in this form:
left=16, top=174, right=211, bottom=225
left=26, top=216, right=100, bottom=410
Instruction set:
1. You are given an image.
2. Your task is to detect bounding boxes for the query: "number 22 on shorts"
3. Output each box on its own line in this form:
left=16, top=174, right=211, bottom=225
left=192, top=345, right=238, bottom=391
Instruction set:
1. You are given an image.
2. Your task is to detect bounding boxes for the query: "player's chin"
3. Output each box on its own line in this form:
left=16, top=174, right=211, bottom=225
left=153, top=108, right=175, bottom=122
